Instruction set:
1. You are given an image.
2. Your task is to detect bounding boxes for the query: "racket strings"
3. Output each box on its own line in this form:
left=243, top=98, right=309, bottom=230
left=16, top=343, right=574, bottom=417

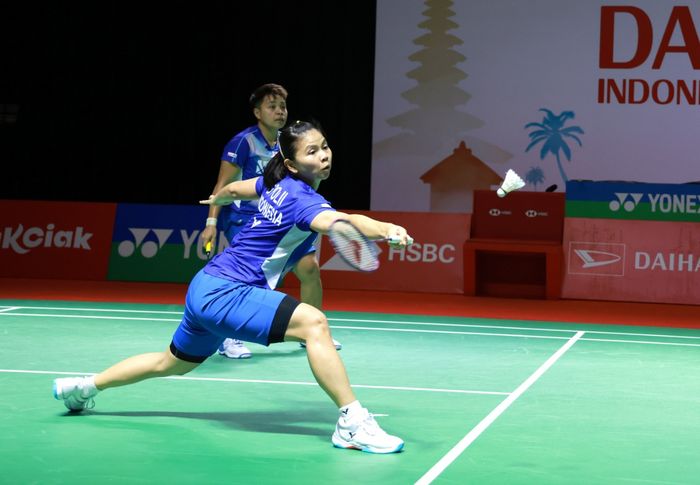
left=328, top=222, right=379, bottom=272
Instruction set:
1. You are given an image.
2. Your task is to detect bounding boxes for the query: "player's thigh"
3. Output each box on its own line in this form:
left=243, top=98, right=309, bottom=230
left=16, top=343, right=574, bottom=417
left=164, top=347, right=202, bottom=375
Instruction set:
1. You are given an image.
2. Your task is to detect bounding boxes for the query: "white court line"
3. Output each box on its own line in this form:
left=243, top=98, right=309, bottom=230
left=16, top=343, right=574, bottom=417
left=0, top=307, right=19, bottom=313
left=0, top=312, right=571, bottom=340
left=1, top=313, right=699, bottom=346
left=1, top=305, right=182, bottom=314
left=3, top=311, right=574, bottom=337
left=579, top=337, right=700, bottom=348
left=0, top=312, right=180, bottom=323
left=415, top=331, right=585, bottom=485
left=0, top=369, right=508, bottom=396
left=331, top=325, right=571, bottom=340
left=333, top=319, right=700, bottom=341
left=3, top=306, right=700, bottom=340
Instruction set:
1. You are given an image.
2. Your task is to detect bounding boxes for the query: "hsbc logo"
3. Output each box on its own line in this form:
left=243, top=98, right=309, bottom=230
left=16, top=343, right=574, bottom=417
left=568, top=242, right=626, bottom=276
left=488, top=208, right=512, bottom=217
left=525, top=209, right=549, bottom=218
left=609, top=193, right=643, bottom=212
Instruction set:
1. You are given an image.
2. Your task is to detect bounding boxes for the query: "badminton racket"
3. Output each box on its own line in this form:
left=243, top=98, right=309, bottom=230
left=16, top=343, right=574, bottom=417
left=327, top=219, right=413, bottom=272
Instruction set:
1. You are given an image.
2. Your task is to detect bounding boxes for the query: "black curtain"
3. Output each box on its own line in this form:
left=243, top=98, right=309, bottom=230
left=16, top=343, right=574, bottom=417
left=0, top=2, right=376, bottom=210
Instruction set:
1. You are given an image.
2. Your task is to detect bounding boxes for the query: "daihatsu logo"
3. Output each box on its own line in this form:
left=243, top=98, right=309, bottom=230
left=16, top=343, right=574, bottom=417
left=568, top=242, right=626, bottom=276
left=573, top=249, right=621, bottom=268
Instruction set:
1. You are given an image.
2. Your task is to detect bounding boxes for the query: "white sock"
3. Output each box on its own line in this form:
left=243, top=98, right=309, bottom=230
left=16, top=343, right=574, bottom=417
left=339, top=400, right=362, bottom=418
left=83, top=375, right=99, bottom=395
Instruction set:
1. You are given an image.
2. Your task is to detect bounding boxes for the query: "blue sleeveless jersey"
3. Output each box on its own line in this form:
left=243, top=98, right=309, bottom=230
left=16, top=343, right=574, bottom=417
left=220, top=125, right=278, bottom=218
left=204, top=176, right=334, bottom=289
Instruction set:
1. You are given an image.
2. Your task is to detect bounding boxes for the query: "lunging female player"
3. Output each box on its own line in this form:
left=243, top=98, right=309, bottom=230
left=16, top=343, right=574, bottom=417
left=53, top=120, right=410, bottom=454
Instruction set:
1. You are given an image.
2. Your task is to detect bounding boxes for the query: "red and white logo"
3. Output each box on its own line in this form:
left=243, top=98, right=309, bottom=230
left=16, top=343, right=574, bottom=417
left=568, top=242, right=626, bottom=276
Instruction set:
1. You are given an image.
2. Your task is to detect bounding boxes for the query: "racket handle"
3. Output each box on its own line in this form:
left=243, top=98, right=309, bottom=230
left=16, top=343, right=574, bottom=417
left=387, top=235, right=414, bottom=245
left=205, top=241, right=212, bottom=256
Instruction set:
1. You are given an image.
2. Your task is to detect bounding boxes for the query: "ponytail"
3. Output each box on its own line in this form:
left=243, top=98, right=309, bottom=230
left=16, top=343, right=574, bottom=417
left=263, top=152, right=288, bottom=189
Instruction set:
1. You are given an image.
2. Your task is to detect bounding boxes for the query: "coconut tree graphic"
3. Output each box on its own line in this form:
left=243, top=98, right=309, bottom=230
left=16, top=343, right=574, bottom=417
left=524, top=109, right=584, bottom=183
left=524, top=166, right=545, bottom=191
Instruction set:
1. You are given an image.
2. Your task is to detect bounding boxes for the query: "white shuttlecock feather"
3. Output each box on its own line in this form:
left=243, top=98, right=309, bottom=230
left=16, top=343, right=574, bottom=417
left=496, top=169, right=525, bottom=197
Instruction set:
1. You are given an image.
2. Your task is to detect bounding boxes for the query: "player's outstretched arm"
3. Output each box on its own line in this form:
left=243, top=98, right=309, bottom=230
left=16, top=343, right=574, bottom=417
left=310, top=211, right=411, bottom=246
left=200, top=177, right=260, bottom=206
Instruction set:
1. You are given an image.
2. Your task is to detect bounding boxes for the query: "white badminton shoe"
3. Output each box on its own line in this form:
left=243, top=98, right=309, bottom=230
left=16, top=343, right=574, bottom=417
left=300, top=338, right=343, bottom=351
left=53, top=376, right=98, bottom=412
left=218, top=338, right=253, bottom=359
left=332, top=407, right=404, bottom=454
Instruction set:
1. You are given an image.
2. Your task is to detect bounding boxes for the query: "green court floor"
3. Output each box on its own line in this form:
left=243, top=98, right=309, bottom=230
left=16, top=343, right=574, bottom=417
left=1, top=300, right=699, bottom=484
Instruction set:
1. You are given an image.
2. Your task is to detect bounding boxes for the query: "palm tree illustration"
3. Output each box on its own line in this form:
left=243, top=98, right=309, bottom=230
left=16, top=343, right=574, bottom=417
left=524, top=166, right=545, bottom=190
left=524, top=109, right=584, bottom=183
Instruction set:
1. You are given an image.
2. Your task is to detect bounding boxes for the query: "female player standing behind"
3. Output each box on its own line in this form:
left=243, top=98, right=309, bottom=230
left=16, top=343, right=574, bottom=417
left=53, top=120, right=410, bottom=454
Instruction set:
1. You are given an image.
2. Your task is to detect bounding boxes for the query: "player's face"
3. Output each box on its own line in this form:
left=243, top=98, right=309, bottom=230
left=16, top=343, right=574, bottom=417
left=288, top=129, right=332, bottom=185
left=255, top=95, right=288, bottom=131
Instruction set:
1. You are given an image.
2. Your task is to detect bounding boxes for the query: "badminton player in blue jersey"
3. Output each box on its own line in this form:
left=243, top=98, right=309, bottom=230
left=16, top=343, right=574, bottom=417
left=200, top=83, right=339, bottom=359
left=54, top=120, right=409, bottom=454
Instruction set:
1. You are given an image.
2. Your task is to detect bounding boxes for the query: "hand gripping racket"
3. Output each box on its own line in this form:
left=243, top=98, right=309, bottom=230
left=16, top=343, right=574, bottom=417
left=327, top=219, right=413, bottom=272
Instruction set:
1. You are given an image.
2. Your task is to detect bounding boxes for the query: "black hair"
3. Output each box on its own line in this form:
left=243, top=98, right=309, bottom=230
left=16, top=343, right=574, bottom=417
left=263, top=120, right=326, bottom=189
left=249, top=83, right=288, bottom=110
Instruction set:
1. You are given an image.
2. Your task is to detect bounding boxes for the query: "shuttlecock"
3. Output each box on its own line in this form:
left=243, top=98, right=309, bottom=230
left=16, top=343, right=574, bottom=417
left=496, top=169, right=525, bottom=197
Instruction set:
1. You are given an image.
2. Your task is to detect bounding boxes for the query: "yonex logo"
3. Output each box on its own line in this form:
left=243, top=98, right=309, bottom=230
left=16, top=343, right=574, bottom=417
left=609, top=193, right=643, bottom=212
left=118, top=228, right=173, bottom=258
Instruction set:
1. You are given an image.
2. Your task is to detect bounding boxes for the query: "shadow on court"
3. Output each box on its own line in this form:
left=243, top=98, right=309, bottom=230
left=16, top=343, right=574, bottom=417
left=70, top=408, right=336, bottom=437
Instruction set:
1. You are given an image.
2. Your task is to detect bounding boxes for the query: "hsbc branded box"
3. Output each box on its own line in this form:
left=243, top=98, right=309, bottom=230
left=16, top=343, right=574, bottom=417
left=471, top=190, right=565, bottom=241
left=0, top=200, right=116, bottom=279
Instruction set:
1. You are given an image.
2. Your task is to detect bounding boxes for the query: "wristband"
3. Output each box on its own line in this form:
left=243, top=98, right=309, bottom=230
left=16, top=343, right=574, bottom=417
left=206, top=217, right=218, bottom=227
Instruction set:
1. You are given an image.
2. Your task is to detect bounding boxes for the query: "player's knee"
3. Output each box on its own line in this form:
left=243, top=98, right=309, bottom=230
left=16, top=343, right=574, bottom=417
left=303, top=311, right=329, bottom=340
left=295, top=256, right=320, bottom=283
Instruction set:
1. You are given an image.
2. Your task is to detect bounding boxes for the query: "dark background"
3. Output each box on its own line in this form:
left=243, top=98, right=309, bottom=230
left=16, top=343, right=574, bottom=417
left=0, top=2, right=376, bottom=210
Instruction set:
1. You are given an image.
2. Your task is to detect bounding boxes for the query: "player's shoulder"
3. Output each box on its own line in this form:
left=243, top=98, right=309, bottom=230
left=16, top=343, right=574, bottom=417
left=226, top=125, right=258, bottom=144
left=288, top=178, right=331, bottom=206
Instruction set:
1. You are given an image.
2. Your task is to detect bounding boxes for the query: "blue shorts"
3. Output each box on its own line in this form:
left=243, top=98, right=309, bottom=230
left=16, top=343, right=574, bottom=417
left=170, top=270, right=299, bottom=363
